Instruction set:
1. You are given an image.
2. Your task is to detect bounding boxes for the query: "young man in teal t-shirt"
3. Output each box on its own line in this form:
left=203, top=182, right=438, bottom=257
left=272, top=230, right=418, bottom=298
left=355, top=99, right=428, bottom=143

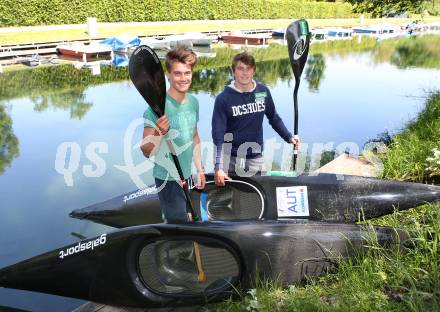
left=141, top=47, right=205, bottom=223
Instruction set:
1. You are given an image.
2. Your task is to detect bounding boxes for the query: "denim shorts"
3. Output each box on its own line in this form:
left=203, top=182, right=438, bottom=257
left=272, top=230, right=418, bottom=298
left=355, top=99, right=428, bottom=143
left=155, top=178, right=191, bottom=224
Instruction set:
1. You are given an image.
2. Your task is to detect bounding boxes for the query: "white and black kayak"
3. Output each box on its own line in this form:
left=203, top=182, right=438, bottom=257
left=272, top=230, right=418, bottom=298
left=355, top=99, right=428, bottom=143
left=0, top=220, right=405, bottom=308
left=70, top=173, right=440, bottom=228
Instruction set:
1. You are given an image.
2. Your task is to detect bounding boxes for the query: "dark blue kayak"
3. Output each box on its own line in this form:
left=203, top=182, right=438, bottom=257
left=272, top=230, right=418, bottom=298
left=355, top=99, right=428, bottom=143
left=70, top=173, right=440, bottom=228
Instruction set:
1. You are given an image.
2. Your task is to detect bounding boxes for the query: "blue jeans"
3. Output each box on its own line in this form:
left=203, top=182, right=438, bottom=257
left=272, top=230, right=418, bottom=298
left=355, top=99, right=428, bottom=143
left=155, top=178, right=190, bottom=224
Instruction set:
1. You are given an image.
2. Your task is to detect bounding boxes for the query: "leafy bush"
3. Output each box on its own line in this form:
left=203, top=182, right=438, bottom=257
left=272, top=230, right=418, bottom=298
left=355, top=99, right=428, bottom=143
left=0, top=0, right=357, bottom=27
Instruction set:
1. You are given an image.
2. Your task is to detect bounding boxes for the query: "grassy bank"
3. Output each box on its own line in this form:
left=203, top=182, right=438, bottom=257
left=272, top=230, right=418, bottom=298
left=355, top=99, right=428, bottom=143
left=206, top=91, right=440, bottom=311
left=382, top=91, right=440, bottom=183
left=1, top=18, right=439, bottom=45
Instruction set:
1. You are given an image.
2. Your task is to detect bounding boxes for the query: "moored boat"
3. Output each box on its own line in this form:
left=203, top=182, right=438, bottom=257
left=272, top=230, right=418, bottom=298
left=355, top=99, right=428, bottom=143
left=352, top=23, right=402, bottom=35
left=326, top=27, right=353, bottom=39
left=183, top=32, right=213, bottom=47
left=139, top=37, right=171, bottom=50
left=164, top=34, right=194, bottom=48
left=221, top=31, right=271, bottom=45
left=310, top=28, right=328, bottom=41
left=56, top=42, right=112, bottom=58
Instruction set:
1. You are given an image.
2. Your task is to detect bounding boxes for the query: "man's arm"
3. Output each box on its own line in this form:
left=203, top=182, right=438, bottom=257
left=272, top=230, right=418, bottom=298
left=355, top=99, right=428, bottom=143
left=212, top=97, right=228, bottom=171
left=140, top=115, right=169, bottom=157
left=193, top=128, right=206, bottom=189
left=212, top=96, right=230, bottom=186
left=140, top=127, right=161, bottom=157
left=193, top=128, right=204, bottom=173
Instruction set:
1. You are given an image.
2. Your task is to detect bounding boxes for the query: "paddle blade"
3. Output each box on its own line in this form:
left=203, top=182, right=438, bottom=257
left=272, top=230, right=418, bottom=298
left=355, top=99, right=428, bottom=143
left=285, top=19, right=311, bottom=82
left=129, top=45, right=166, bottom=117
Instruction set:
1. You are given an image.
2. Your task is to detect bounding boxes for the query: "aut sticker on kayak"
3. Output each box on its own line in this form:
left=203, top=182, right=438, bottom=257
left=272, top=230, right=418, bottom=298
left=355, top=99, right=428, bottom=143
left=276, top=186, right=309, bottom=217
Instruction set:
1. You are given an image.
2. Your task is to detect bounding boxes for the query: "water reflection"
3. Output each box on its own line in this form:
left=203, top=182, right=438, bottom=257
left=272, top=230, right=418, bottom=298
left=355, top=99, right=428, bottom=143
left=373, top=35, right=440, bottom=68
left=0, top=105, right=19, bottom=174
left=0, top=66, right=129, bottom=102
left=391, top=36, right=440, bottom=68
left=305, top=54, right=326, bottom=92
left=31, top=89, right=92, bottom=119
left=191, top=67, right=230, bottom=95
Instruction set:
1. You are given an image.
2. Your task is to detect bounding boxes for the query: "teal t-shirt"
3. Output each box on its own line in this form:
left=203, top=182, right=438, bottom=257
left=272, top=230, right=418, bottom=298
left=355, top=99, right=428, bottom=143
left=143, top=93, right=199, bottom=181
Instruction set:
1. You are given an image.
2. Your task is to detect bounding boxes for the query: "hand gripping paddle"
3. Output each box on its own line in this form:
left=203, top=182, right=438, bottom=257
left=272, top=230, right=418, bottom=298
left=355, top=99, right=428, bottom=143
left=285, top=19, right=311, bottom=171
left=129, top=45, right=206, bottom=282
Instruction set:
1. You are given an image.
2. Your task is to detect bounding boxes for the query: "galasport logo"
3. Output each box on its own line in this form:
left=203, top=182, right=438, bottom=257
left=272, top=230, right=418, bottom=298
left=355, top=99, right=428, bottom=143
left=123, top=186, right=157, bottom=203
left=59, top=234, right=107, bottom=260
left=292, top=38, right=307, bottom=61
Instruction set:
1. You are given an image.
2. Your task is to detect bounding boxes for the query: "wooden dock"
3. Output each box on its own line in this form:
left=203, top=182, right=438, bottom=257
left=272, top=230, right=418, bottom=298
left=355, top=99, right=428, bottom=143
left=0, top=28, right=274, bottom=66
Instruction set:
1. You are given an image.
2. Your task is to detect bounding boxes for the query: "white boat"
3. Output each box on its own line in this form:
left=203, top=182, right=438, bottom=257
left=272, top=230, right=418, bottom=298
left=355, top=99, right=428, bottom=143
left=184, top=32, right=212, bottom=47
left=139, top=37, right=170, bottom=50
left=163, top=35, right=193, bottom=48
left=352, top=24, right=404, bottom=40
left=352, top=23, right=402, bottom=35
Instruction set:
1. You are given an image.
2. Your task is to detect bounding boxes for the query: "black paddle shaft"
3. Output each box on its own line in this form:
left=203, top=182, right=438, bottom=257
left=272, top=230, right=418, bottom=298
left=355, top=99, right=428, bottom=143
left=129, top=45, right=199, bottom=221
left=285, top=19, right=311, bottom=170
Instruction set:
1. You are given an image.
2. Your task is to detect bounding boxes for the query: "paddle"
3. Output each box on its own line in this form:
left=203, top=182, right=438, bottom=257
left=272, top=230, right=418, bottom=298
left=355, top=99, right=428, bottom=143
left=285, top=19, right=311, bottom=171
left=129, top=45, right=206, bottom=283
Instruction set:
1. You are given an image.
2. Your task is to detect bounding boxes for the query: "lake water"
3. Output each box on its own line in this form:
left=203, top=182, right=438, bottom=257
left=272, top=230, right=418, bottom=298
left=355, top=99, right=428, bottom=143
left=0, top=34, right=439, bottom=311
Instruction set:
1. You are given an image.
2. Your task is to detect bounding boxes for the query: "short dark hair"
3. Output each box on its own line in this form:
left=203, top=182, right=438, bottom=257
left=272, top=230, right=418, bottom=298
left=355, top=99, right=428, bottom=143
left=231, top=52, right=256, bottom=72
left=165, top=46, right=197, bottom=72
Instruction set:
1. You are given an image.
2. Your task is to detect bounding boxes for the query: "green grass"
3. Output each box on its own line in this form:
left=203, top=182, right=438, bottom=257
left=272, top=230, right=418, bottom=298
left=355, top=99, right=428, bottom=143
left=1, top=18, right=439, bottom=45
left=381, top=91, right=440, bottom=183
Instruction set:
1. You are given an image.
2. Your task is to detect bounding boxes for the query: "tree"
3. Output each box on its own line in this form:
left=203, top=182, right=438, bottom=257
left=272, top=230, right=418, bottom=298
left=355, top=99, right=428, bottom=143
left=346, top=0, right=429, bottom=17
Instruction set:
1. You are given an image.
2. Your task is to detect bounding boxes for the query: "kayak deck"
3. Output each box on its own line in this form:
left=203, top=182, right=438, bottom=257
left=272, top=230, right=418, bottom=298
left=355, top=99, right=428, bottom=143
left=70, top=173, right=440, bottom=228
